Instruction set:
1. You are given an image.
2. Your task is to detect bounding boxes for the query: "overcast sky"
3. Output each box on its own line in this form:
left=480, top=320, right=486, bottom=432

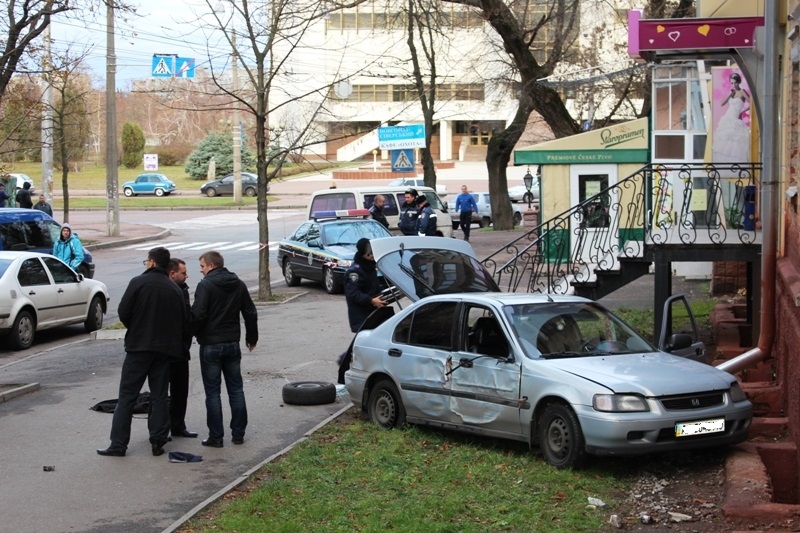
left=50, top=0, right=227, bottom=90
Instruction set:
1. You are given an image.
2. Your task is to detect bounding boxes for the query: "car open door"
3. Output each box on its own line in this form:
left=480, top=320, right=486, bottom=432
left=658, top=294, right=707, bottom=364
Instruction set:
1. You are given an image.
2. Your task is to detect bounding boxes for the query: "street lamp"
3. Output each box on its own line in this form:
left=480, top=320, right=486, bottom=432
left=523, top=167, right=534, bottom=209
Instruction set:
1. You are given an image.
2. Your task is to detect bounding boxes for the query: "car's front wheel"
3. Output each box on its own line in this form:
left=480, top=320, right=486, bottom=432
left=283, top=259, right=300, bottom=286
left=452, top=220, right=459, bottom=230
left=323, top=267, right=342, bottom=294
left=154, top=188, right=165, bottom=197
left=123, top=188, right=134, bottom=197
left=523, top=192, right=534, bottom=205
left=84, top=296, right=104, bottom=333
left=8, top=309, right=35, bottom=350
left=205, top=188, right=217, bottom=198
left=244, top=186, right=256, bottom=197
left=479, top=217, right=491, bottom=228
left=513, top=211, right=522, bottom=227
left=537, top=402, right=587, bottom=469
left=368, top=379, right=406, bottom=429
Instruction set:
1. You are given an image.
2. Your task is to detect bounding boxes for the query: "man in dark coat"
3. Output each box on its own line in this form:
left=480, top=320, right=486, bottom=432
left=369, top=194, right=390, bottom=229
left=15, top=182, right=33, bottom=208
left=398, top=188, right=420, bottom=235
left=167, top=258, right=197, bottom=439
left=416, top=194, right=439, bottom=236
left=337, top=238, right=387, bottom=383
left=192, top=251, right=258, bottom=447
left=97, top=247, right=189, bottom=457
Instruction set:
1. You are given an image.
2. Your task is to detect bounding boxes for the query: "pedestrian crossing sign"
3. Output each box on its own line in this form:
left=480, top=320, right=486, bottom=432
left=391, top=149, right=415, bottom=173
left=152, top=55, right=174, bottom=78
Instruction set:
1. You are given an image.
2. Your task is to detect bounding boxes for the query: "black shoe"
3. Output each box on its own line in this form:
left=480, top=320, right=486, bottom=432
left=202, top=437, right=224, bottom=448
left=97, top=446, right=126, bottom=457
left=232, top=437, right=244, bottom=445
left=151, top=443, right=165, bottom=456
left=172, top=428, right=198, bottom=438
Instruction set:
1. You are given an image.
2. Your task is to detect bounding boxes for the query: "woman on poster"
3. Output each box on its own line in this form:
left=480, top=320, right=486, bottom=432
left=712, top=73, right=751, bottom=164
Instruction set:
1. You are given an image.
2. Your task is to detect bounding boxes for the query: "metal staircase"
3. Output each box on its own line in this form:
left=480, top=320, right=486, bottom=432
left=481, top=162, right=762, bottom=333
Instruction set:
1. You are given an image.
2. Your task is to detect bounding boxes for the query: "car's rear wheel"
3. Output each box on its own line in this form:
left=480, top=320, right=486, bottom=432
left=123, top=188, right=133, bottom=197
left=513, top=211, right=522, bottom=227
left=8, top=310, right=35, bottom=350
left=244, top=186, right=256, bottom=197
left=205, top=188, right=217, bottom=198
left=84, top=296, right=104, bottom=333
left=537, top=402, right=587, bottom=469
left=523, top=192, right=534, bottom=205
left=77, top=264, right=90, bottom=278
left=154, top=188, right=165, bottom=197
left=323, top=267, right=342, bottom=294
left=479, top=217, right=491, bottom=228
left=368, top=379, right=406, bottom=429
left=283, top=259, right=300, bottom=286
left=452, top=221, right=459, bottom=230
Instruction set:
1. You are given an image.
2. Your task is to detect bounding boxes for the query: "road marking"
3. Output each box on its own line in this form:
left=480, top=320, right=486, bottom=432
left=119, top=241, right=279, bottom=253
left=214, top=241, right=255, bottom=250
left=116, top=241, right=185, bottom=250
left=183, top=241, right=231, bottom=251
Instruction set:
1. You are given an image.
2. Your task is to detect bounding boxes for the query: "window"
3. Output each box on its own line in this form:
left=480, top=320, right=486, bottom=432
left=0, top=221, right=27, bottom=250
left=310, top=193, right=356, bottom=213
left=18, top=258, right=50, bottom=286
left=364, top=194, right=399, bottom=217
left=43, top=257, right=78, bottom=284
left=465, top=306, right=509, bottom=357
left=405, top=302, right=457, bottom=349
left=291, top=223, right=312, bottom=242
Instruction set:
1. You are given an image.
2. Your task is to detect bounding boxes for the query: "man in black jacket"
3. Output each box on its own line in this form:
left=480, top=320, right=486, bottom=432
left=397, top=188, right=420, bottom=235
left=15, top=182, right=33, bottom=208
left=192, top=251, right=258, bottom=447
left=167, top=258, right=197, bottom=439
left=97, top=247, right=189, bottom=457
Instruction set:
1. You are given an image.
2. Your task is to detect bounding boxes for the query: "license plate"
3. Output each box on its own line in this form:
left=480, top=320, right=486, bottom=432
left=675, top=418, right=725, bottom=437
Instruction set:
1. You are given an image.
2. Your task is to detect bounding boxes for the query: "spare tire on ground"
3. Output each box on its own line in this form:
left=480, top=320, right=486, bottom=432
left=282, top=381, right=337, bottom=406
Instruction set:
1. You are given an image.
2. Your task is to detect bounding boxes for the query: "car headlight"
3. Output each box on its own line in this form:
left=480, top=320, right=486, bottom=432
left=337, top=260, right=352, bottom=268
left=729, top=382, right=747, bottom=402
left=593, top=394, right=650, bottom=412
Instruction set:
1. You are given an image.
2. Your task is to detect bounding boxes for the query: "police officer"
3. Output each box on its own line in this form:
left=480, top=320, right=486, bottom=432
left=398, top=188, right=420, bottom=236
left=416, top=194, right=438, bottom=236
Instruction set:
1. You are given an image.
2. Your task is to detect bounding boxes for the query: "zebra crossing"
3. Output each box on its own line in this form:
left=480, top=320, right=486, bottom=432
left=116, top=240, right=279, bottom=253
left=153, top=210, right=303, bottom=231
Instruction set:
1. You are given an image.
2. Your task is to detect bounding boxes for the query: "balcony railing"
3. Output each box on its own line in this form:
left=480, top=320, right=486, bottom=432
left=482, top=163, right=761, bottom=294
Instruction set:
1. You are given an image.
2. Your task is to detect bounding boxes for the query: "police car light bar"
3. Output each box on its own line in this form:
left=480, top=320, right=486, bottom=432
left=312, top=209, right=371, bottom=220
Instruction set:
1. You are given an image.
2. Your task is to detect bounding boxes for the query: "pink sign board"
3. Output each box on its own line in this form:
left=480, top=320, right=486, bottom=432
left=639, top=17, right=763, bottom=51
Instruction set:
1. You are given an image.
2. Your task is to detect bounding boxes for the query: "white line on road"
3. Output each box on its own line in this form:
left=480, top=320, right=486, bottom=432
left=183, top=241, right=231, bottom=251
left=214, top=241, right=257, bottom=250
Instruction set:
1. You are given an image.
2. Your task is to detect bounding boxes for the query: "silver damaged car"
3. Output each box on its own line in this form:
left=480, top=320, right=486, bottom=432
left=345, top=237, right=752, bottom=469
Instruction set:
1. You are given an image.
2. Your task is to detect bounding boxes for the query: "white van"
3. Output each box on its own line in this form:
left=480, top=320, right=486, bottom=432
left=306, top=186, right=453, bottom=237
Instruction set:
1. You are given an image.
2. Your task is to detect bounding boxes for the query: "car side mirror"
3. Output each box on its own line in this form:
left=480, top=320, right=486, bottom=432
left=308, top=239, right=320, bottom=248
left=77, top=273, right=84, bottom=282
left=664, top=333, right=692, bottom=352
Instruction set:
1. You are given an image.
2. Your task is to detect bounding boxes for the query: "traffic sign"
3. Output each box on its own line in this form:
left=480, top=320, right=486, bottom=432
left=176, top=57, right=195, bottom=78
left=378, top=125, right=426, bottom=150
left=391, top=149, right=415, bottom=173
left=152, top=55, right=174, bottom=78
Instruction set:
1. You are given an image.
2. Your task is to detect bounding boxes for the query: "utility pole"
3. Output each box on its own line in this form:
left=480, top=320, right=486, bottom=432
left=232, top=31, right=242, bottom=204
left=105, top=0, right=120, bottom=236
left=41, top=25, right=54, bottom=202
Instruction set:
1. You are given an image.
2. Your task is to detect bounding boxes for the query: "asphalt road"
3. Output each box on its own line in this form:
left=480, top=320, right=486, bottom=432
left=0, top=292, right=354, bottom=533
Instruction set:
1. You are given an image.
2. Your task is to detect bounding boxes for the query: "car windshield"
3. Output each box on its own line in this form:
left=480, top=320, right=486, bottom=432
left=322, top=221, right=390, bottom=245
left=502, top=301, right=655, bottom=359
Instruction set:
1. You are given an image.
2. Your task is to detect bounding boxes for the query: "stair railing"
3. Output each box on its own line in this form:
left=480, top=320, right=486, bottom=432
left=482, top=162, right=760, bottom=294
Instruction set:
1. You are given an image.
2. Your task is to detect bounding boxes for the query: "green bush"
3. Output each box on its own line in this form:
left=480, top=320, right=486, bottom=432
left=184, top=131, right=256, bottom=180
left=121, top=122, right=145, bottom=169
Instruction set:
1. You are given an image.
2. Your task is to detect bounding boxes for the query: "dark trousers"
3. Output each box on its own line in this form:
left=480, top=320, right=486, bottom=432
left=199, top=343, right=247, bottom=440
left=459, top=211, right=472, bottom=240
left=109, top=351, right=170, bottom=449
left=169, top=360, right=190, bottom=432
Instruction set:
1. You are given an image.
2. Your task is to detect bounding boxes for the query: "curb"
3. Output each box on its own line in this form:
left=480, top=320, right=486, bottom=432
left=83, top=228, right=172, bottom=251
left=0, top=382, right=41, bottom=403
left=90, top=329, right=127, bottom=340
left=162, top=403, right=353, bottom=533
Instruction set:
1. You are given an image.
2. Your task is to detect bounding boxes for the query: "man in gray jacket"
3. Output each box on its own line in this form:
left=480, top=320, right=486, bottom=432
left=192, top=251, right=258, bottom=447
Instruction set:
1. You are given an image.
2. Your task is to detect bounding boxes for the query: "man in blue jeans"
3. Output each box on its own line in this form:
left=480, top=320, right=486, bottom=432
left=192, top=251, right=258, bottom=447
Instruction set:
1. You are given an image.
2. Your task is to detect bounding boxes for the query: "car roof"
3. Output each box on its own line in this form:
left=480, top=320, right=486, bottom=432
left=0, top=208, right=54, bottom=221
left=311, top=185, right=437, bottom=194
left=0, top=251, right=53, bottom=260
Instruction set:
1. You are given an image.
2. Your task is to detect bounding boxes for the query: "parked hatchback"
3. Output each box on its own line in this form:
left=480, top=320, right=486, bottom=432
left=200, top=172, right=269, bottom=197
left=0, top=251, right=109, bottom=349
left=122, top=173, right=177, bottom=197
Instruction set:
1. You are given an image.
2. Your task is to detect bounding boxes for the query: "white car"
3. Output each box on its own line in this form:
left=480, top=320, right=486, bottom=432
left=0, top=252, right=109, bottom=350
left=8, top=173, right=35, bottom=192
left=508, top=182, right=539, bottom=203
left=387, top=178, right=447, bottom=198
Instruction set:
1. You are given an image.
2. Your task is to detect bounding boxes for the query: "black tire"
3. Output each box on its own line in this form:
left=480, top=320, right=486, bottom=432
left=154, top=188, right=165, bottom=197
left=123, top=187, right=133, bottom=197
left=282, top=381, right=336, bottom=406
left=479, top=217, right=490, bottom=228
left=513, top=211, right=522, bottom=226
left=452, top=220, right=459, bottom=230
left=77, top=264, right=91, bottom=278
left=8, top=309, right=35, bottom=350
left=323, top=267, right=342, bottom=294
left=523, top=191, right=534, bottom=205
left=537, top=403, right=587, bottom=469
left=205, top=188, right=218, bottom=198
left=244, top=187, right=256, bottom=197
left=84, top=295, right=104, bottom=333
left=367, top=379, right=406, bottom=429
left=283, top=259, right=300, bottom=286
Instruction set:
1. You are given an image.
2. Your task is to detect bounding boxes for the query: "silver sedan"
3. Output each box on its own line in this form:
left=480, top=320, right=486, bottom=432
left=345, top=237, right=752, bottom=469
